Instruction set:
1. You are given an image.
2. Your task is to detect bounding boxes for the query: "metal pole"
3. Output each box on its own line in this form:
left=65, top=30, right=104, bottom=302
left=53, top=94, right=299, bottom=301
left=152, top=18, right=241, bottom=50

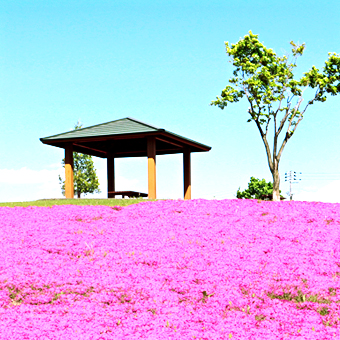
left=285, top=170, right=301, bottom=201
left=290, top=171, right=292, bottom=201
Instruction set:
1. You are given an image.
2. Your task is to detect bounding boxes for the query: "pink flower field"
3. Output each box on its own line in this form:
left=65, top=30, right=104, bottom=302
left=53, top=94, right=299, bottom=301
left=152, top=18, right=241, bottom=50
left=0, top=199, right=340, bottom=339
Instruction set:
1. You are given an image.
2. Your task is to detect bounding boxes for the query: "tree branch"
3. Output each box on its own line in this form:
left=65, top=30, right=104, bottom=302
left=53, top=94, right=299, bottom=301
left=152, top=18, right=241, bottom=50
left=275, top=83, right=288, bottom=117
left=273, top=109, right=278, bottom=163
left=243, top=84, right=256, bottom=117
left=278, top=85, right=305, bottom=137
left=276, top=131, right=291, bottom=164
left=265, top=115, right=271, bottom=136
left=275, top=78, right=294, bottom=135
left=276, top=91, right=316, bottom=162
left=287, top=90, right=320, bottom=136
left=276, top=103, right=292, bottom=136
left=242, top=81, right=274, bottom=171
left=253, top=116, right=274, bottom=172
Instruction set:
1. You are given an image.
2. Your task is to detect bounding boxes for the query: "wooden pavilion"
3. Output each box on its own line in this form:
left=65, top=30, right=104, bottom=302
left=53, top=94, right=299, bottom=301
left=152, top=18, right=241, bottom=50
left=40, top=117, right=211, bottom=200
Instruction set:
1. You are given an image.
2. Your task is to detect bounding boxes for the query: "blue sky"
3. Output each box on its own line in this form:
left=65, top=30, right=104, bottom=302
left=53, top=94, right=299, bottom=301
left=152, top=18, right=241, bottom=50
left=1, top=0, right=340, bottom=202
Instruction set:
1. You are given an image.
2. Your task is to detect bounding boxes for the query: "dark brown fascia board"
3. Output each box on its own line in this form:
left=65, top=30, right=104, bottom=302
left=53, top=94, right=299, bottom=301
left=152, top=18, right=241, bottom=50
left=158, top=131, right=211, bottom=151
left=40, top=131, right=162, bottom=145
left=41, top=142, right=106, bottom=159
left=41, top=130, right=211, bottom=152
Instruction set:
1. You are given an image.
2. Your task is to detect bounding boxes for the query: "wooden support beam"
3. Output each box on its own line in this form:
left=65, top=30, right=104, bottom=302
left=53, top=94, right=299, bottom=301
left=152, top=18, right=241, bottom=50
left=107, top=154, right=115, bottom=198
left=183, top=148, right=191, bottom=200
left=147, top=137, right=156, bottom=199
left=65, top=143, right=74, bottom=199
left=73, top=143, right=107, bottom=156
left=155, top=136, right=184, bottom=148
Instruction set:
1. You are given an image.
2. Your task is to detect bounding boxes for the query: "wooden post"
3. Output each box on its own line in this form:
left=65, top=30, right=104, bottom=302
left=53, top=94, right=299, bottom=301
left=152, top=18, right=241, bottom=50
left=65, top=143, right=74, bottom=199
left=107, top=154, right=115, bottom=198
left=183, top=148, right=191, bottom=200
left=147, top=137, right=156, bottom=199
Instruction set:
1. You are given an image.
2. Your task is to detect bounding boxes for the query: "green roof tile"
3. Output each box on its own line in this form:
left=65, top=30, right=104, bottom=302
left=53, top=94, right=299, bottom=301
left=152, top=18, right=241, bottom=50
left=42, top=117, right=161, bottom=140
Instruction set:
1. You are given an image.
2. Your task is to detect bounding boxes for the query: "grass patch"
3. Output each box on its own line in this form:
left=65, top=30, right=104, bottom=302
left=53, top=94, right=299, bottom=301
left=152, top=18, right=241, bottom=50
left=0, top=198, right=156, bottom=208
left=266, top=289, right=334, bottom=304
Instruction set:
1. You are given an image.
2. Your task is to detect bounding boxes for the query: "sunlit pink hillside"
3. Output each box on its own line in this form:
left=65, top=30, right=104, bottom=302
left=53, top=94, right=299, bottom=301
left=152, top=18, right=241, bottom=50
left=0, top=199, right=340, bottom=339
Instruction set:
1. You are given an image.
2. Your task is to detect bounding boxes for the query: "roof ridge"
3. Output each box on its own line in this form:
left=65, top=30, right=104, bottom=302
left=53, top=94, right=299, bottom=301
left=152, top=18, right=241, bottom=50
left=125, top=117, right=163, bottom=131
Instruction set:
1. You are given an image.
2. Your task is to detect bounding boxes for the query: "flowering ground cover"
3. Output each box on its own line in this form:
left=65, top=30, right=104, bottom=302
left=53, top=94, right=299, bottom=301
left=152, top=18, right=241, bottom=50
left=0, top=199, right=340, bottom=339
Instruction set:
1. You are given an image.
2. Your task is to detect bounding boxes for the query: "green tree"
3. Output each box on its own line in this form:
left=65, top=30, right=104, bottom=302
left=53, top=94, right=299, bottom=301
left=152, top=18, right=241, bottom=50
left=211, top=31, right=340, bottom=201
left=58, top=123, right=101, bottom=198
left=236, top=177, right=285, bottom=200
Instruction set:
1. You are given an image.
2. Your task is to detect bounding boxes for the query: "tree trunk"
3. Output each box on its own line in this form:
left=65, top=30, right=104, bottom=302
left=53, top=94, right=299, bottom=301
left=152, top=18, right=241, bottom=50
left=271, top=161, right=280, bottom=201
left=77, top=191, right=81, bottom=199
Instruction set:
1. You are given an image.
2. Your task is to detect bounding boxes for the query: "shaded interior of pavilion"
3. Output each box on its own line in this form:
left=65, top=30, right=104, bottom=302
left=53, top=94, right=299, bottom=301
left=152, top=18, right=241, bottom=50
left=40, top=117, right=211, bottom=200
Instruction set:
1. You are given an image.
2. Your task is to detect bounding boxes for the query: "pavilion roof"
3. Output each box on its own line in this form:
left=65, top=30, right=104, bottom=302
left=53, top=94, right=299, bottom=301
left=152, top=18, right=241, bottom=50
left=40, top=117, right=211, bottom=158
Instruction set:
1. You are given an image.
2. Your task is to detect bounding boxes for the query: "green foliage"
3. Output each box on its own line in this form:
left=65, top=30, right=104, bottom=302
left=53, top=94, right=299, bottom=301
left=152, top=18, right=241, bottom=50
left=59, top=153, right=101, bottom=198
left=58, top=122, right=101, bottom=198
left=211, top=31, right=340, bottom=118
left=236, top=177, right=284, bottom=200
